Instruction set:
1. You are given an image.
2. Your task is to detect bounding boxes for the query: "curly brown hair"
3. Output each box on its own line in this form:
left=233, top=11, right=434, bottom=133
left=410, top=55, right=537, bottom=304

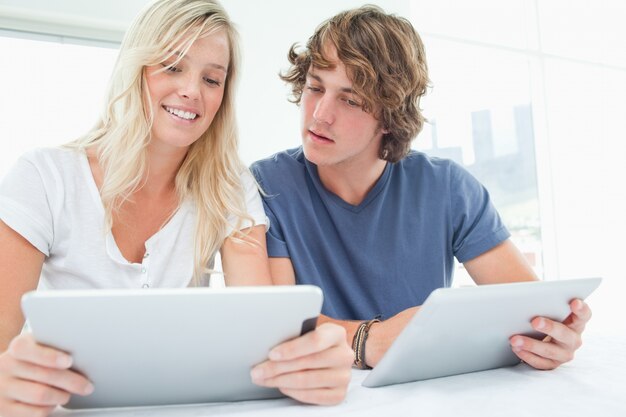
left=280, top=5, right=430, bottom=163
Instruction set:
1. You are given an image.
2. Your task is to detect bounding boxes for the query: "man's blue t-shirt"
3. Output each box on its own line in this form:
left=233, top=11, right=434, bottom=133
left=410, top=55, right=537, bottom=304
left=251, top=147, right=510, bottom=320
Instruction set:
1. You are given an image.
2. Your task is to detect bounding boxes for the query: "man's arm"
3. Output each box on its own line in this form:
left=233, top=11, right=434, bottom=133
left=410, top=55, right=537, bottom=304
left=269, top=258, right=418, bottom=368
left=464, top=239, right=592, bottom=370
left=271, top=239, right=592, bottom=371
left=463, top=239, right=538, bottom=284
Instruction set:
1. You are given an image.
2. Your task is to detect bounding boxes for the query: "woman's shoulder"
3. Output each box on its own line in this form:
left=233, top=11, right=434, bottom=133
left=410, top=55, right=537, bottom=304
left=7, top=146, right=90, bottom=193
left=19, top=146, right=86, bottom=171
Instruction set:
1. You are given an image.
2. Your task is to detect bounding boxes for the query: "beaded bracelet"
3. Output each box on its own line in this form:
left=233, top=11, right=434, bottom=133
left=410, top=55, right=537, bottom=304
left=351, top=316, right=381, bottom=369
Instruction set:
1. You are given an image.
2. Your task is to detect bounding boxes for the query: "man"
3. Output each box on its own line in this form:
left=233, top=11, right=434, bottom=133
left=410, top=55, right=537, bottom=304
left=251, top=5, right=590, bottom=370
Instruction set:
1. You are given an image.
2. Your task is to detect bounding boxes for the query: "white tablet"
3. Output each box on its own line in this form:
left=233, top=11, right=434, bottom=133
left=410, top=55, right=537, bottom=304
left=362, top=277, right=601, bottom=388
left=21, top=285, right=322, bottom=409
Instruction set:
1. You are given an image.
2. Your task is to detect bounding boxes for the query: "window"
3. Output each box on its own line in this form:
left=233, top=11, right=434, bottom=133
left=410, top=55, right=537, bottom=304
left=411, top=4, right=543, bottom=283
left=411, top=1, right=626, bottom=332
left=0, top=35, right=118, bottom=178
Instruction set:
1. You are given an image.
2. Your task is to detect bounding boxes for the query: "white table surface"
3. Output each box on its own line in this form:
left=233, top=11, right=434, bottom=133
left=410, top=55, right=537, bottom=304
left=52, top=330, right=626, bottom=417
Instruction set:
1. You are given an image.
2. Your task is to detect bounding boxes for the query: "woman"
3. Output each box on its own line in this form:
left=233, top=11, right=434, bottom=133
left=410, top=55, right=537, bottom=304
left=0, top=1, right=352, bottom=415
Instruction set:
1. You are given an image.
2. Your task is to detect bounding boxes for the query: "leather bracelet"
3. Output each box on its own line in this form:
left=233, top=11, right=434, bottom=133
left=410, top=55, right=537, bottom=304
left=351, top=316, right=381, bottom=369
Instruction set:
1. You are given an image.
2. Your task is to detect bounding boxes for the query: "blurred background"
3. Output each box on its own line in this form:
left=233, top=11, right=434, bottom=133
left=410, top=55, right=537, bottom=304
left=1, top=0, right=624, bottom=333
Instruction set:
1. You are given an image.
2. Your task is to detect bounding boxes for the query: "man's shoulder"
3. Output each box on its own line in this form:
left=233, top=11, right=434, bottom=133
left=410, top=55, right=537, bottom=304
left=401, top=149, right=453, bottom=166
left=251, top=147, right=304, bottom=169
left=250, top=147, right=306, bottom=189
left=397, top=150, right=463, bottom=177
left=389, top=151, right=478, bottom=198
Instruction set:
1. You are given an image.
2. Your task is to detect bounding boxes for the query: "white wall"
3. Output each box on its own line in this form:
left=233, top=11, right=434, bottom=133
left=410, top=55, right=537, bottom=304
left=534, top=0, right=626, bottom=333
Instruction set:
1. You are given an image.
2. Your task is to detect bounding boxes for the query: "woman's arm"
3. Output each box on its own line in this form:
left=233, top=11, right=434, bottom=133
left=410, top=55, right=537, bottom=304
left=0, top=221, right=93, bottom=417
left=0, top=221, right=44, bottom=350
left=220, top=225, right=272, bottom=286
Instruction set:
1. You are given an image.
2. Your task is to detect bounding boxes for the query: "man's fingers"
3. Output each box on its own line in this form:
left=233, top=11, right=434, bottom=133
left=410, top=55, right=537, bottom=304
left=510, top=299, right=591, bottom=371
left=251, top=344, right=353, bottom=381
left=571, top=299, right=592, bottom=321
left=250, top=323, right=352, bottom=405
left=512, top=348, right=560, bottom=370
left=254, top=368, right=352, bottom=391
left=565, top=299, right=592, bottom=333
left=7, top=335, right=72, bottom=370
left=510, top=335, right=575, bottom=365
left=268, top=323, right=347, bottom=361
left=531, top=317, right=582, bottom=351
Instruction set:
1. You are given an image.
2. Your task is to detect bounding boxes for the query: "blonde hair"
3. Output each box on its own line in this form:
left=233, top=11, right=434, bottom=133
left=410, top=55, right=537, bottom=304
left=281, top=5, right=430, bottom=163
left=69, top=0, right=251, bottom=282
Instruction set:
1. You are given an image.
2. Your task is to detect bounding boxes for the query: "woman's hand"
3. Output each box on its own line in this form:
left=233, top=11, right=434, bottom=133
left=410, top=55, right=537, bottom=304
left=0, top=333, right=94, bottom=417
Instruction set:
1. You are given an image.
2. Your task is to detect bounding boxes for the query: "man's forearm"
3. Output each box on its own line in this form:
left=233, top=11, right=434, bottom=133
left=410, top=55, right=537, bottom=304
left=317, top=314, right=361, bottom=347
left=317, top=307, right=419, bottom=368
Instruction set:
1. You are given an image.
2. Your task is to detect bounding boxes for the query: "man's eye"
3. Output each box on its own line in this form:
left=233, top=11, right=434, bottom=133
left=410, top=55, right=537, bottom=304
left=306, top=86, right=321, bottom=92
left=345, top=98, right=361, bottom=108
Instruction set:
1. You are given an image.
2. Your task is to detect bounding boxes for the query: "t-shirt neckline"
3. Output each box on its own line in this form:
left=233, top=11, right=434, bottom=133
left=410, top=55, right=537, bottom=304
left=77, top=150, right=190, bottom=264
left=303, top=156, right=392, bottom=213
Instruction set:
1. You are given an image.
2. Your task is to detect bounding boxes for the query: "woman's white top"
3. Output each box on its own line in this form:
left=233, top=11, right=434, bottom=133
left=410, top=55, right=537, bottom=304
left=0, top=147, right=266, bottom=289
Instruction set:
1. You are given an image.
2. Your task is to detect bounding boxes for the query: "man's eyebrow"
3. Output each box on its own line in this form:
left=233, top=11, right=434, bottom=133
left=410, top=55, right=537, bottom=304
left=306, top=72, right=353, bottom=93
left=307, top=73, right=322, bottom=82
left=168, top=50, right=228, bottom=72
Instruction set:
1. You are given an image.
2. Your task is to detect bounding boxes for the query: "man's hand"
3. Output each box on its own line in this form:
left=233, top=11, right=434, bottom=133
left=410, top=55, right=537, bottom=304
left=250, top=323, right=353, bottom=405
left=509, top=299, right=592, bottom=369
left=364, top=306, right=420, bottom=368
left=0, top=333, right=94, bottom=417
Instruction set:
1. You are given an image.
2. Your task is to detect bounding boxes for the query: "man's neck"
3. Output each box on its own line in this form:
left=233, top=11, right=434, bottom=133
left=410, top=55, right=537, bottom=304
left=317, top=158, right=387, bottom=206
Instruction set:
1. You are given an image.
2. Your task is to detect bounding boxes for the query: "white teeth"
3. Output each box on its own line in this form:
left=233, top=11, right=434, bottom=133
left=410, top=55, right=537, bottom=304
left=165, top=106, right=198, bottom=120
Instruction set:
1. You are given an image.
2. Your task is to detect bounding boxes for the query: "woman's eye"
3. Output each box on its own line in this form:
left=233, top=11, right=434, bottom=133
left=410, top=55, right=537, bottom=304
left=161, top=63, right=180, bottom=73
left=306, top=86, right=321, bottom=93
left=204, top=78, right=222, bottom=87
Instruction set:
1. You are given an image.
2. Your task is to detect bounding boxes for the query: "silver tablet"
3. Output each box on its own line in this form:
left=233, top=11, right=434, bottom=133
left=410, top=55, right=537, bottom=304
left=21, top=285, right=322, bottom=409
left=362, top=277, right=601, bottom=388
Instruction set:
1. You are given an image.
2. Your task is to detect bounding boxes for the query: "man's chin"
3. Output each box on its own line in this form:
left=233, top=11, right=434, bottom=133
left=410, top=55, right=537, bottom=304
left=301, top=143, right=325, bottom=166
